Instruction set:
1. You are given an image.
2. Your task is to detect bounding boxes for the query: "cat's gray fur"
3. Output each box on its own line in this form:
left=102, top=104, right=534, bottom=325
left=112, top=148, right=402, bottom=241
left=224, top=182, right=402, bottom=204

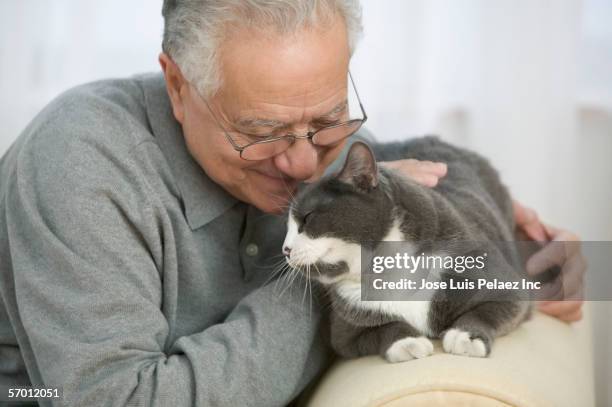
left=284, top=136, right=532, bottom=361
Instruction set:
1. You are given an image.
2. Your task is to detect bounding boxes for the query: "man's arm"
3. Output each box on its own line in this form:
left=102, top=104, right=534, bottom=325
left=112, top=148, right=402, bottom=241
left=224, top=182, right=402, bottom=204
left=4, top=138, right=329, bottom=406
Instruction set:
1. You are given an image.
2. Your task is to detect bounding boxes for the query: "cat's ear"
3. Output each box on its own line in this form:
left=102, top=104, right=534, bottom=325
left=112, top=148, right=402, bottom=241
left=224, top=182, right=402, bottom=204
left=337, top=141, right=378, bottom=191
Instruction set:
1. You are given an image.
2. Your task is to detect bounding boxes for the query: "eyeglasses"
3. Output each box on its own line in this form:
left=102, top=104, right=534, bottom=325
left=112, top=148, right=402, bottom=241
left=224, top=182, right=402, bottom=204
left=202, top=71, right=368, bottom=161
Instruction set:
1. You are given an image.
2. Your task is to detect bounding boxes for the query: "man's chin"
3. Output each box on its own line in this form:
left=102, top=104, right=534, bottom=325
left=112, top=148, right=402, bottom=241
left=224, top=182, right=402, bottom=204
left=244, top=177, right=299, bottom=214
left=251, top=193, right=294, bottom=215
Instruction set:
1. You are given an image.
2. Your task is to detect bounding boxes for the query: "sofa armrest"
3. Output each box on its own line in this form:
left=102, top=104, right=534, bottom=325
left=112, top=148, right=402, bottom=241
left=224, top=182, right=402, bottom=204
left=301, top=304, right=594, bottom=407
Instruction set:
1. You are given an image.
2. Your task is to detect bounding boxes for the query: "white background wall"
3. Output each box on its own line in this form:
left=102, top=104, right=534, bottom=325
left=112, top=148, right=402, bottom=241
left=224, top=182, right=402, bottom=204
left=1, top=0, right=611, bottom=403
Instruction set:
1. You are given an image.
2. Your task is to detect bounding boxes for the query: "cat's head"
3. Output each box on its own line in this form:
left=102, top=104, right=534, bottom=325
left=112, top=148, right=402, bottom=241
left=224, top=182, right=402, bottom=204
left=282, top=142, right=395, bottom=284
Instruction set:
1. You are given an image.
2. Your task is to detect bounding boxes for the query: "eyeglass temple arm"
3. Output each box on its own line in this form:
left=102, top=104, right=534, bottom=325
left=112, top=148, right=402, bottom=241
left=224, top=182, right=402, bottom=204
left=348, top=70, right=367, bottom=121
left=203, top=98, right=245, bottom=152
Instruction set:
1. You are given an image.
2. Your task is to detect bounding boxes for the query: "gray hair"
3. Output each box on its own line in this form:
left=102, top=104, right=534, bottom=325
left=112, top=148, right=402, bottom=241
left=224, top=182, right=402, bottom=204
left=162, top=0, right=363, bottom=98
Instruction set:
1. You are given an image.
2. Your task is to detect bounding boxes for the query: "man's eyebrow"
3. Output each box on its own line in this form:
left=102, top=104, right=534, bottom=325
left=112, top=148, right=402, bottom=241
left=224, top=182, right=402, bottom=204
left=235, top=100, right=348, bottom=130
left=317, top=100, right=348, bottom=119
left=235, top=117, right=287, bottom=129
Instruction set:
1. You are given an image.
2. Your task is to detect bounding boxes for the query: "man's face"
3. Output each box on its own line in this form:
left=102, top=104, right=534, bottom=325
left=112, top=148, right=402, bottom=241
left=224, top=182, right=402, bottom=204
left=166, top=16, right=351, bottom=214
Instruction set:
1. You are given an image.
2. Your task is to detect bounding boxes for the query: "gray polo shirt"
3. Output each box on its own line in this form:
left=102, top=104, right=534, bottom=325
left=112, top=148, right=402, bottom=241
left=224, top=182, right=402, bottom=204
left=0, top=73, right=362, bottom=406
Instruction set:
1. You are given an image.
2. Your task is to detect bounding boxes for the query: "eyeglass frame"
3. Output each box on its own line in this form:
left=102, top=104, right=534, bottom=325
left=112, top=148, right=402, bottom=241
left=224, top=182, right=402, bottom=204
left=201, top=71, right=368, bottom=160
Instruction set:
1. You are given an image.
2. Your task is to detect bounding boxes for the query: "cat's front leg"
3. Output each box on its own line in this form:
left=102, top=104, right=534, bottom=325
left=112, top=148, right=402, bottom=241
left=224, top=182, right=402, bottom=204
left=441, top=327, right=490, bottom=358
left=384, top=334, right=434, bottom=363
left=441, top=300, right=525, bottom=357
left=331, top=312, right=434, bottom=362
left=373, top=321, right=434, bottom=363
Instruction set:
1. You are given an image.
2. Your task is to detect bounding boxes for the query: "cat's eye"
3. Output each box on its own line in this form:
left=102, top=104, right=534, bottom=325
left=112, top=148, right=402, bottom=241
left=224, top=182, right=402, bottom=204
left=303, top=211, right=313, bottom=224
left=299, top=211, right=313, bottom=233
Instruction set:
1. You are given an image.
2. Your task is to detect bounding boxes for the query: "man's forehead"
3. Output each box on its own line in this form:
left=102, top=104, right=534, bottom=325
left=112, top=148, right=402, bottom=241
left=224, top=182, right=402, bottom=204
left=215, top=15, right=351, bottom=128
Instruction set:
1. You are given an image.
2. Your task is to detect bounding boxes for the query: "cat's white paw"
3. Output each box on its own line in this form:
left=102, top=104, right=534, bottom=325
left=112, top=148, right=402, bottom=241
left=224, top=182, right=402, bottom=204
left=442, top=328, right=487, bottom=357
left=385, top=336, right=434, bottom=363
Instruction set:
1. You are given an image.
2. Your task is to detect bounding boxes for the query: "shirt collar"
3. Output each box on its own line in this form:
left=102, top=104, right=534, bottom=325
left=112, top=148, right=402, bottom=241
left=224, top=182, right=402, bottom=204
left=140, top=73, right=239, bottom=230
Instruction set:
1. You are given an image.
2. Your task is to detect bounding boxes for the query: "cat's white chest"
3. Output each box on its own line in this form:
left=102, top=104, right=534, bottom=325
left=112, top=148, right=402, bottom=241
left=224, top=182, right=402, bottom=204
left=384, top=300, right=432, bottom=336
left=335, top=283, right=432, bottom=337
left=332, top=218, right=433, bottom=336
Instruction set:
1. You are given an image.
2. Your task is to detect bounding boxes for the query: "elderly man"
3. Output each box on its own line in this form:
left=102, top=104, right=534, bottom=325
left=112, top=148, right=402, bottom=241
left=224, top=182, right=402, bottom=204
left=0, top=0, right=583, bottom=406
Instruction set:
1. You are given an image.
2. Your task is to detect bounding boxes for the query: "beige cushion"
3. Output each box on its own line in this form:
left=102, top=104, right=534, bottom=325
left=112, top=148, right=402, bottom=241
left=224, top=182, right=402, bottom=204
left=302, top=304, right=594, bottom=407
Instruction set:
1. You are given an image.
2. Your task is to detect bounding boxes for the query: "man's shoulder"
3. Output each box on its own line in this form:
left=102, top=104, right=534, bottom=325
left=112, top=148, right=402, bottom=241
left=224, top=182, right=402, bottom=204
left=8, top=74, right=167, bottom=164
left=1, top=74, right=173, bottom=204
left=34, top=75, right=153, bottom=148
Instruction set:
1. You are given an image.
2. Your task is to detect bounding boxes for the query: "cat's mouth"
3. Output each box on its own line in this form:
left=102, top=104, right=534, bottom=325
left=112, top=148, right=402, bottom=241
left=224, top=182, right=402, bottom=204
left=289, top=245, right=330, bottom=264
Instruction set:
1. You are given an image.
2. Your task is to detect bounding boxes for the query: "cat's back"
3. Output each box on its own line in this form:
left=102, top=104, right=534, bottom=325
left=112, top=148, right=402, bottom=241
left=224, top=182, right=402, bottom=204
left=371, top=136, right=514, bottom=239
left=372, top=135, right=498, bottom=184
left=372, top=135, right=464, bottom=163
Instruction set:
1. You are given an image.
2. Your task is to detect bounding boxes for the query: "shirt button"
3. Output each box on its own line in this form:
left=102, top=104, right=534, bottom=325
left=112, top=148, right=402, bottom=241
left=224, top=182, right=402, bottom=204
left=245, top=243, right=259, bottom=257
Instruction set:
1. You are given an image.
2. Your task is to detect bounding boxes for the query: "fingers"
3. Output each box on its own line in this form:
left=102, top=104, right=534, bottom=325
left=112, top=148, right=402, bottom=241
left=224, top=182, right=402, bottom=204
left=526, top=242, right=567, bottom=276
left=530, top=223, right=586, bottom=320
left=513, top=200, right=548, bottom=241
left=560, top=255, right=587, bottom=301
left=381, top=159, right=447, bottom=175
left=418, top=160, right=448, bottom=176
left=412, top=173, right=441, bottom=187
left=527, top=239, right=586, bottom=300
left=537, top=275, right=585, bottom=303
left=537, top=300, right=584, bottom=322
left=379, top=159, right=447, bottom=187
left=526, top=240, right=582, bottom=275
left=536, top=275, right=565, bottom=301
left=545, top=222, right=581, bottom=243
left=564, top=308, right=583, bottom=322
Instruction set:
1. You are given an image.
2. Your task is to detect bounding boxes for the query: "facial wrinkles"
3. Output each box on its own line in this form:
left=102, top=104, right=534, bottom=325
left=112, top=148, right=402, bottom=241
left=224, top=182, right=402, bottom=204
left=252, top=81, right=344, bottom=121
left=211, top=89, right=347, bottom=187
left=187, top=87, right=319, bottom=197
left=216, top=66, right=347, bottom=128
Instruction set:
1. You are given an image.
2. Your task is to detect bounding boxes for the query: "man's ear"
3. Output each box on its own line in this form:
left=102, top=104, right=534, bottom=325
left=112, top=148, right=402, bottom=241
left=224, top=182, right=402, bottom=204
left=159, top=52, right=187, bottom=124
left=337, top=141, right=379, bottom=191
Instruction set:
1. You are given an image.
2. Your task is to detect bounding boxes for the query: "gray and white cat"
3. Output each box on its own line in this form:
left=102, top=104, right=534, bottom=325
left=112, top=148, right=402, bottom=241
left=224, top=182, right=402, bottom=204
left=282, top=136, right=531, bottom=363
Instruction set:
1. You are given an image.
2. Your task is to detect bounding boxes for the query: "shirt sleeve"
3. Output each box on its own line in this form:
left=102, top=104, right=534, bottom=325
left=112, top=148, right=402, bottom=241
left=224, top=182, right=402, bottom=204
left=4, top=132, right=330, bottom=406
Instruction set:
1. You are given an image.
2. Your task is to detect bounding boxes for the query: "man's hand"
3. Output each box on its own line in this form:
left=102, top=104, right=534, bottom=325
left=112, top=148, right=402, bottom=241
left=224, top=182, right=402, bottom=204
left=379, top=159, right=447, bottom=187
left=514, top=200, right=586, bottom=322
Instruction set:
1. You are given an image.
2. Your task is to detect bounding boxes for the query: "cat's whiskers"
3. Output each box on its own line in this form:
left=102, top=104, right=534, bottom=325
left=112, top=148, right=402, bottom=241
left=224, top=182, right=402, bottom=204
left=313, top=262, right=323, bottom=278
left=270, top=202, right=292, bottom=214
left=301, top=262, right=310, bottom=306
left=270, top=263, right=291, bottom=290
left=270, top=240, right=321, bottom=320
left=307, top=263, right=315, bottom=320
left=262, top=258, right=292, bottom=288
left=287, top=256, right=305, bottom=289
left=277, top=252, right=307, bottom=298
left=266, top=190, right=295, bottom=214
left=279, top=175, right=298, bottom=205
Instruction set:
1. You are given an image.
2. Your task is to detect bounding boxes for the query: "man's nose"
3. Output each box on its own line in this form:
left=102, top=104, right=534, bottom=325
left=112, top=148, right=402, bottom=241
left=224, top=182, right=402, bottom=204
left=274, top=137, right=318, bottom=181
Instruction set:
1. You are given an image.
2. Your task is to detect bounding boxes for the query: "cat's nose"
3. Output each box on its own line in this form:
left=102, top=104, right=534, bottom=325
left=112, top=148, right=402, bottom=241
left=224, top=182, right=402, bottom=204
left=283, top=246, right=292, bottom=258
